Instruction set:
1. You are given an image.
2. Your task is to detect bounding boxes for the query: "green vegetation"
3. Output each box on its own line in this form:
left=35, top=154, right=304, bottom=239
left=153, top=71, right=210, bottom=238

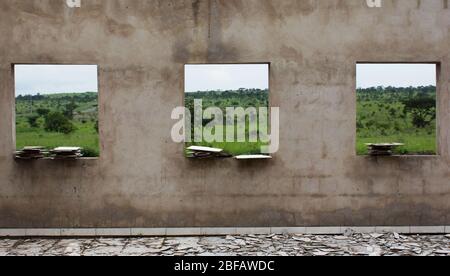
left=17, top=86, right=433, bottom=158
left=16, top=92, right=99, bottom=157
left=357, top=86, right=436, bottom=155
left=44, top=112, right=75, bottom=134
left=185, top=89, right=269, bottom=155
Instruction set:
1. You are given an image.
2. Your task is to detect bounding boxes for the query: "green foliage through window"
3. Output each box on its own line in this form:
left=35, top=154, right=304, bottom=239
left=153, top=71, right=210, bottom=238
left=357, top=86, right=436, bottom=155
left=185, top=89, right=269, bottom=156
left=16, top=92, right=99, bottom=157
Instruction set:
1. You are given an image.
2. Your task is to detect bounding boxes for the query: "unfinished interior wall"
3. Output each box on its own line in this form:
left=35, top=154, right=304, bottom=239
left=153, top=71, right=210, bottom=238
left=0, top=0, right=449, bottom=228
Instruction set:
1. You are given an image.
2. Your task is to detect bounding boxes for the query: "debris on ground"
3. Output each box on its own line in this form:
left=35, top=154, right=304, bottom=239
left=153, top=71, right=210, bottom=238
left=0, top=233, right=449, bottom=256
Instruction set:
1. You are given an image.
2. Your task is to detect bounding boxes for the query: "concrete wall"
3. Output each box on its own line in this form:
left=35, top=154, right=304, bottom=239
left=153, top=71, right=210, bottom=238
left=0, top=0, right=449, bottom=228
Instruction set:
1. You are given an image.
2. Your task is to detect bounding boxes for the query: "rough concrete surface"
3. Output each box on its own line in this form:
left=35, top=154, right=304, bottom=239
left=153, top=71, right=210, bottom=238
left=0, top=0, right=449, bottom=228
left=0, top=233, right=449, bottom=256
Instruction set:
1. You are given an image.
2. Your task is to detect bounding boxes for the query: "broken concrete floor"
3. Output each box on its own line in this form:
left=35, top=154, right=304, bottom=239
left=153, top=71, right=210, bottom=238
left=0, top=233, right=449, bottom=256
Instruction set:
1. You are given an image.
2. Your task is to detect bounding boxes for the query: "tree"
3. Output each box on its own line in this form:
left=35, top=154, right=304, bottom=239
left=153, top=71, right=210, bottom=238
left=44, top=112, right=75, bottom=134
left=64, top=101, right=78, bottom=120
left=27, top=115, right=39, bottom=128
left=36, top=108, right=50, bottom=117
left=403, top=97, right=436, bottom=128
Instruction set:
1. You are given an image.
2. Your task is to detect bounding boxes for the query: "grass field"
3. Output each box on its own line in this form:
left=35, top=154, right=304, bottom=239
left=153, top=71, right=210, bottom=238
left=356, top=86, right=436, bottom=155
left=186, top=122, right=270, bottom=156
left=356, top=134, right=436, bottom=155
left=16, top=92, right=99, bottom=157
left=16, top=121, right=99, bottom=157
left=185, top=89, right=269, bottom=156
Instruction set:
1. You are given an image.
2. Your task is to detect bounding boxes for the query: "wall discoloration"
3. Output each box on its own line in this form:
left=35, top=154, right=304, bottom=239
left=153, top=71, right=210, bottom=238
left=105, top=18, right=135, bottom=37
left=192, top=0, right=201, bottom=25
left=206, top=0, right=240, bottom=62
left=0, top=0, right=449, bottom=228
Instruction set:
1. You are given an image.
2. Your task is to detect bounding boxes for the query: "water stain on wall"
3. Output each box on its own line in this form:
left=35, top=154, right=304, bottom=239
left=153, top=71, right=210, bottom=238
left=106, top=18, right=135, bottom=37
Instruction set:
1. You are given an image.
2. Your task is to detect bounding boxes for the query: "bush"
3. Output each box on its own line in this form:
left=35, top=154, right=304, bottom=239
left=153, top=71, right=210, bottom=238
left=64, top=102, right=78, bottom=120
left=81, top=147, right=99, bottom=157
left=94, top=120, right=99, bottom=133
left=44, top=112, right=75, bottom=134
left=36, top=108, right=50, bottom=117
left=27, top=115, right=39, bottom=128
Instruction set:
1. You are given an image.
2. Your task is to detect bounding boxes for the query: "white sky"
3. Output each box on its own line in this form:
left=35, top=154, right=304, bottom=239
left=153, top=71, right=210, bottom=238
left=15, top=65, right=98, bottom=95
left=185, top=64, right=269, bottom=92
left=357, top=64, right=436, bottom=89
left=15, top=63, right=434, bottom=95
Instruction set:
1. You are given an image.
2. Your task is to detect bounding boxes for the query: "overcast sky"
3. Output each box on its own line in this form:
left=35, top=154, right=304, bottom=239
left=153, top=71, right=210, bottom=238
left=15, top=65, right=98, bottom=96
left=185, top=64, right=269, bottom=92
left=15, top=63, right=434, bottom=95
left=357, top=64, right=436, bottom=89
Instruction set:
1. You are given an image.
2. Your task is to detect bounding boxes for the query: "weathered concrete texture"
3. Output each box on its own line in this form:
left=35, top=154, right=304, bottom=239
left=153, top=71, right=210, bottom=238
left=0, top=0, right=449, bottom=228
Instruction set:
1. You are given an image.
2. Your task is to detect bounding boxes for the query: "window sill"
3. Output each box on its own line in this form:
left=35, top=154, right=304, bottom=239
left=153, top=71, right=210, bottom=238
left=14, top=157, right=99, bottom=161
left=356, top=155, right=439, bottom=159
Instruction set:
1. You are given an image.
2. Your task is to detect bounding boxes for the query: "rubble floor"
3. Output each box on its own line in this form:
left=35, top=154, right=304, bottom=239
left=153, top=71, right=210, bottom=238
left=0, top=233, right=449, bottom=256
